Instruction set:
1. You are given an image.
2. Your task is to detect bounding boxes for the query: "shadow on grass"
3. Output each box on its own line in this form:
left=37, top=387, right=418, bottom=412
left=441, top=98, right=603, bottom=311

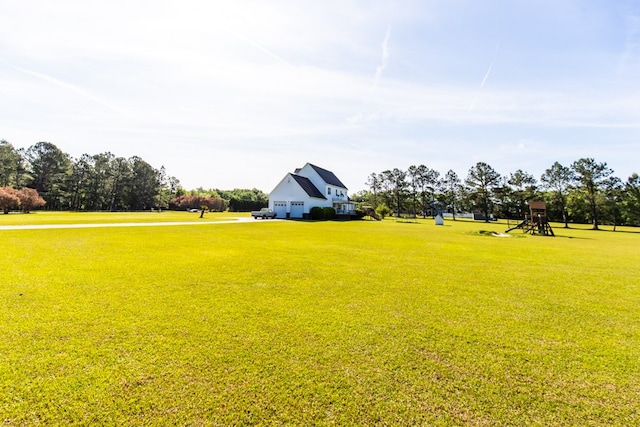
left=594, top=228, right=640, bottom=235
left=551, top=234, right=594, bottom=240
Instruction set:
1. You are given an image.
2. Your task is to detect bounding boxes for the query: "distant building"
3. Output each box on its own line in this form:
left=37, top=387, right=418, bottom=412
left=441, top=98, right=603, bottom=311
left=269, top=163, right=356, bottom=219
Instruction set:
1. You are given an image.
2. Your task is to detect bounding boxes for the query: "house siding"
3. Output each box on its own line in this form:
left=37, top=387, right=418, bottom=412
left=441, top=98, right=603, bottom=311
left=268, top=173, right=330, bottom=215
left=268, top=163, right=352, bottom=217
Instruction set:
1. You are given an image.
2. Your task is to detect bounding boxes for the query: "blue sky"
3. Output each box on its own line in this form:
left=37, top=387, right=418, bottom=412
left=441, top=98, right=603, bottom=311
left=1, top=1, right=639, bottom=192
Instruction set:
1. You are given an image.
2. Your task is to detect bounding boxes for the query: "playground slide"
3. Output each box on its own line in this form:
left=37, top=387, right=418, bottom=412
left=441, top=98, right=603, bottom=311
left=505, top=220, right=527, bottom=233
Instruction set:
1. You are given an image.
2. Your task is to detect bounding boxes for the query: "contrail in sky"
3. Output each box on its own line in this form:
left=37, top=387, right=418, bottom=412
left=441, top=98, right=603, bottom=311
left=480, top=40, right=500, bottom=89
left=2, top=60, right=129, bottom=115
left=231, top=32, right=296, bottom=69
left=480, top=60, right=494, bottom=89
left=468, top=40, right=501, bottom=112
left=373, top=25, right=392, bottom=89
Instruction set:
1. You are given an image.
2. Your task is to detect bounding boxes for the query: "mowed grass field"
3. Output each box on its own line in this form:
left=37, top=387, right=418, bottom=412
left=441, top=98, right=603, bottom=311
left=1, top=213, right=639, bottom=425
left=0, top=210, right=240, bottom=226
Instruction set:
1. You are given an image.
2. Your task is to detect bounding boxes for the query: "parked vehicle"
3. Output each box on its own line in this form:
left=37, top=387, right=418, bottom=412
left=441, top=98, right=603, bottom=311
left=251, top=208, right=277, bottom=219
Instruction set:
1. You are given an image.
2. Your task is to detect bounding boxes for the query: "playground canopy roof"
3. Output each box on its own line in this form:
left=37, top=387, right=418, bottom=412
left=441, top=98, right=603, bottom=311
left=528, top=201, right=546, bottom=210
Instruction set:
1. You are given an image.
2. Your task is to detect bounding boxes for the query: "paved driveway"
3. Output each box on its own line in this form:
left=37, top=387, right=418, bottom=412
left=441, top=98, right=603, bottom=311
left=0, top=216, right=276, bottom=231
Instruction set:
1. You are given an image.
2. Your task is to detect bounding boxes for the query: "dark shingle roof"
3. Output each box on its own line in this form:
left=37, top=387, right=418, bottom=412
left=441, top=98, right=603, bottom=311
left=308, top=164, right=347, bottom=189
left=291, top=174, right=326, bottom=199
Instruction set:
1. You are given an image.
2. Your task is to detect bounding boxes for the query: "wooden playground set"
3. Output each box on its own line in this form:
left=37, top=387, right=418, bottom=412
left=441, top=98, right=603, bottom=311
left=505, top=201, right=555, bottom=236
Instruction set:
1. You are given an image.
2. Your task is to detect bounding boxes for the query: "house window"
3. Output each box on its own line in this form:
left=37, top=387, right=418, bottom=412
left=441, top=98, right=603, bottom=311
left=327, top=187, right=331, bottom=195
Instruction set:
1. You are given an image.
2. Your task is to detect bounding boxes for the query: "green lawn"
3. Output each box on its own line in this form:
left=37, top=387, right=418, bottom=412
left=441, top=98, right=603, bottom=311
left=1, top=215, right=638, bottom=425
left=0, top=210, right=241, bottom=225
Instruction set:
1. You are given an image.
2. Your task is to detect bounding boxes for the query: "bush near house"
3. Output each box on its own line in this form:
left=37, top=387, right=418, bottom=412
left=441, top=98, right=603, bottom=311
left=309, top=206, right=323, bottom=219
left=310, top=206, right=336, bottom=220
left=322, top=206, right=336, bottom=219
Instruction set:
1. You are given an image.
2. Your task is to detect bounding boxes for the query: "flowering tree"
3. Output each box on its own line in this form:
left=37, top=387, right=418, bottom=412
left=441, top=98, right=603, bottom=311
left=17, top=187, right=46, bottom=213
left=0, top=186, right=20, bottom=214
left=171, top=195, right=227, bottom=211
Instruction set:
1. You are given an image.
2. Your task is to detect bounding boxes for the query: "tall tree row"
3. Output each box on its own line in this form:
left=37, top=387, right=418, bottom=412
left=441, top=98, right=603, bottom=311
left=358, top=159, right=640, bottom=228
left=0, top=140, right=180, bottom=211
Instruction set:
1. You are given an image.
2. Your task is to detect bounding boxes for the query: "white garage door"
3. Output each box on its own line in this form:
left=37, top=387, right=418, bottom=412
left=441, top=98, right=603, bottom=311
left=290, top=201, right=304, bottom=218
left=273, top=202, right=287, bottom=219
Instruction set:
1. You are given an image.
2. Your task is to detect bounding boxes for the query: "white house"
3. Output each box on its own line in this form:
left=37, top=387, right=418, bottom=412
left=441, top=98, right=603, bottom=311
left=269, top=163, right=356, bottom=219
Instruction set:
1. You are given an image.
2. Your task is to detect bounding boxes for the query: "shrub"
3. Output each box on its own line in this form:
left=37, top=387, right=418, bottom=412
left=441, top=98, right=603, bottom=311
left=322, top=207, right=336, bottom=220
left=310, top=206, right=336, bottom=220
left=375, top=203, right=392, bottom=219
left=310, top=206, right=324, bottom=220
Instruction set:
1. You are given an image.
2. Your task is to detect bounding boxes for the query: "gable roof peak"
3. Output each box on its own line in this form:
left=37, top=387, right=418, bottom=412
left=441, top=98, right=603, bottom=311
left=304, top=163, right=347, bottom=189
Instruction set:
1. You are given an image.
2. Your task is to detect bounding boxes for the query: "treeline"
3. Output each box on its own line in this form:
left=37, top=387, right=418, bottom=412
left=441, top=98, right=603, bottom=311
left=354, top=159, right=640, bottom=229
left=171, top=188, right=268, bottom=212
left=0, top=140, right=268, bottom=212
left=0, top=140, right=179, bottom=211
